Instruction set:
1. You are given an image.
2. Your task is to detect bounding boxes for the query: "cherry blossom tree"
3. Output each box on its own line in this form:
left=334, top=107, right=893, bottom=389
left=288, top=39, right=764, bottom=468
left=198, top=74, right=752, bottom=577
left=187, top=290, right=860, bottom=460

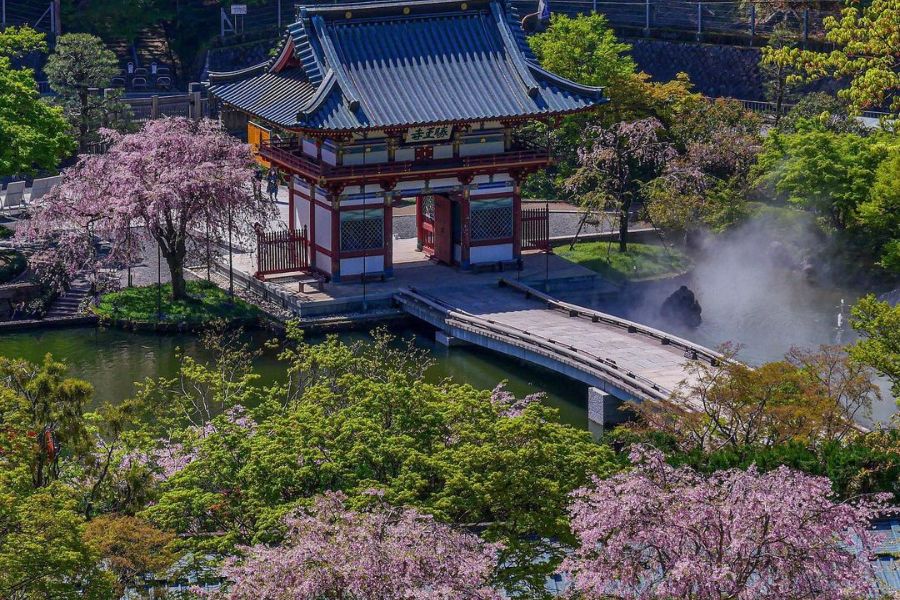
left=565, top=118, right=676, bottom=252
left=20, top=117, right=273, bottom=300
left=217, top=491, right=502, bottom=600
left=563, top=446, right=890, bottom=600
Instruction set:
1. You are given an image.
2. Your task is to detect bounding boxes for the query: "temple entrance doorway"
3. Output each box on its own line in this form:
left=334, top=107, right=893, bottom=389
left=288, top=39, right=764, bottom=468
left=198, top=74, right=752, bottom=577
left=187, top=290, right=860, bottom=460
left=432, top=195, right=453, bottom=265
left=416, top=193, right=459, bottom=266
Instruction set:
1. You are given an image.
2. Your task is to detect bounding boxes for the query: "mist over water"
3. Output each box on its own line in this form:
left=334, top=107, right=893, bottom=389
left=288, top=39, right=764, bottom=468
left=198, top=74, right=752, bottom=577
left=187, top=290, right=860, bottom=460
left=559, top=217, right=898, bottom=426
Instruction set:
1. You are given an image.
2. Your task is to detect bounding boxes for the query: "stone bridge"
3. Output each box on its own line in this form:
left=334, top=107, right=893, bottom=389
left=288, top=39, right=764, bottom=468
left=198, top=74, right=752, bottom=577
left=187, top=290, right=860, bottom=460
left=394, top=279, right=725, bottom=426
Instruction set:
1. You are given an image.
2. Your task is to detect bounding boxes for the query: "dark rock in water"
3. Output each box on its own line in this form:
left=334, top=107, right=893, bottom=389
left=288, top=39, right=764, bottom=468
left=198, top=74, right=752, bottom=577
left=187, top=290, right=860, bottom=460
left=878, top=288, right=900, bottom=306
left=661, top=285, right=702, bottom=328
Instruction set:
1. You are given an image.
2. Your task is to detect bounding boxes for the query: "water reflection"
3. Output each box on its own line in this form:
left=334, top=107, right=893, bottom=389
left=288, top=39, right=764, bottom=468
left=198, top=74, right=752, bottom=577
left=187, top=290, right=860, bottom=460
left=1, top=326, right=589, bottom=428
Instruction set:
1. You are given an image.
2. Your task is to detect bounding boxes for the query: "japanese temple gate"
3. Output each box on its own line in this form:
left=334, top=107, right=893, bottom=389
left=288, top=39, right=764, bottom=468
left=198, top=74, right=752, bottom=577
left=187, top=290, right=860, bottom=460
left=208, top=0, right=605, bottom=281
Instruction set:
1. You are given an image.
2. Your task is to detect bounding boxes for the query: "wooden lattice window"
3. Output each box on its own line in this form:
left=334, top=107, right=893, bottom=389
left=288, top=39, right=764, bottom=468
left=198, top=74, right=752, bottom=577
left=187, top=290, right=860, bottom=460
left=340, top=208, right=384, bottom=252
left=471, top=198, right=513, bottom=241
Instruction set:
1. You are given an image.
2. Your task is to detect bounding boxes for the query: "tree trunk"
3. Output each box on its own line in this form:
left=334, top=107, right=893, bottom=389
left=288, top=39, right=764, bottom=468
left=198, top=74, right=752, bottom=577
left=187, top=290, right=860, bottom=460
left=162, top=246, right=188, bottom=301
left=78, top=89, right=89, bottom=152
left=619, top=201, right=630, bottom=253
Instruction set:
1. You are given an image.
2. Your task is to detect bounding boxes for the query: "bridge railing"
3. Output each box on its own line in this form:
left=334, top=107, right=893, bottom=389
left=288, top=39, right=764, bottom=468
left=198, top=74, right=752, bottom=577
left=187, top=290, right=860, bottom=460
left=396, top=287, right=676, bottom=403
left=498, top=278, right=729, bottom=367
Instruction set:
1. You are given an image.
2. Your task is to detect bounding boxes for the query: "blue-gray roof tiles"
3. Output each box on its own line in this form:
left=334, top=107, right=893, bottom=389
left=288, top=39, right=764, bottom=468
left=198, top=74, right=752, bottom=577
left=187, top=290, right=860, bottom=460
left=208, top=0, right=606, bottom=131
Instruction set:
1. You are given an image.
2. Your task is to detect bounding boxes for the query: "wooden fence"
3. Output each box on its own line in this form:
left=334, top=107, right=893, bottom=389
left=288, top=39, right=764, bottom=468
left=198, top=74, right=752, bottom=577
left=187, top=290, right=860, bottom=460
left=521, top=205, right=550, bottom=251
left=255, top=226, right=310, bottom=277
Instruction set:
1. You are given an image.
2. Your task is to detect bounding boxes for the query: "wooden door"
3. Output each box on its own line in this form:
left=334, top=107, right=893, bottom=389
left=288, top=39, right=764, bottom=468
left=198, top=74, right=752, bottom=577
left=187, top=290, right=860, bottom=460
left=433, top=195, right=453, bottom=265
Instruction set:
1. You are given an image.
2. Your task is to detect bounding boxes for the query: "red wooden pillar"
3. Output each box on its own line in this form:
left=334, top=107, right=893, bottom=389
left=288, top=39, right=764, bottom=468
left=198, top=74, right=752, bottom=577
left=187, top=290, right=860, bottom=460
left=460, top=191, right=471, bottom=268
left=308, top=182, right=317, bottom=269
left=330, top=196, right=341, bottom=281
left=512, top=178, right=522, bottom=259
left=415, top=195, right=424, bottom=251
left=384, top=193, right=394, bottom=276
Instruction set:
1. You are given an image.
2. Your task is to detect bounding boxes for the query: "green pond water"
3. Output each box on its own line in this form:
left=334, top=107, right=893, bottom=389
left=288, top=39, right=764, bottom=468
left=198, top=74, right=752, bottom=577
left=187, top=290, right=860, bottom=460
left=0, top=325, right=589, bottom=428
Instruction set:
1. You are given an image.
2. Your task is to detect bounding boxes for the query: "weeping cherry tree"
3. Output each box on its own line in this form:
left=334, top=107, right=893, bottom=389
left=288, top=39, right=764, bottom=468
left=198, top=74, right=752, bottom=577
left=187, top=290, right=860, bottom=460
left=20, top=117, right=274, bottom=300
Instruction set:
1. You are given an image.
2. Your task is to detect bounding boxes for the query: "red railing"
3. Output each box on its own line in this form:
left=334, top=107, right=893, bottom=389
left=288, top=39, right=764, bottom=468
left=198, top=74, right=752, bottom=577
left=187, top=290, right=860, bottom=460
left=521, top=205, right=550, bottom=251
left=259, top=139, right=550, bottom=184
left=256, top=225, right=309, bottom=277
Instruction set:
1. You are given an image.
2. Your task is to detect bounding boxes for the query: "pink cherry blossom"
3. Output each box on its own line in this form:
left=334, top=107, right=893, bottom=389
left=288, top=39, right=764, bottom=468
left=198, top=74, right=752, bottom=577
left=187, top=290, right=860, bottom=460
left=19, top=117, right=274, bottom=299
left=217, top=492, right=502, bottom=600
left=563, top=446, right=892, bottom=600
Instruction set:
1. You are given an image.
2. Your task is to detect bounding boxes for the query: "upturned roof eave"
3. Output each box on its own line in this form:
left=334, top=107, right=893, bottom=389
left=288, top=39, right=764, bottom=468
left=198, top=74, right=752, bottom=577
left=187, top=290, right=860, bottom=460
left=285, top=101, right=608, bottom=135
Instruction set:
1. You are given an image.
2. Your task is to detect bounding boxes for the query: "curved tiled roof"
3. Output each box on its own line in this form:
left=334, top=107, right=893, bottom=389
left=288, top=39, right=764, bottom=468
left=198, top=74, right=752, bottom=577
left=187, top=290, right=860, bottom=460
left=209, top=0, right=606, bottom=131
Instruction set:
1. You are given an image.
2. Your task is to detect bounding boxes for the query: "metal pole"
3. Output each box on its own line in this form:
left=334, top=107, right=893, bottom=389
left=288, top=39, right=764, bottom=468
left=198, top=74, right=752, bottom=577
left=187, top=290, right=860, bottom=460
left=277, top=0, right=282, bottom=28
left=228, top=205, right=234, bottom=299
left=644, top=0, right=650, bottom=35
left=206, top=217, right=211, bottom=281
left=544, top=199, right=549, bottom=290
left=156, top=241, right=161, bottom=322
left=592, top=0, right=596, bottom=13
left=696, top=1, right=702, bottom=40
left=361, top=144, right=368, bottom=313
left=2, top=0, right=6, bottom=28
left=126, top=226, right=132, bottom=287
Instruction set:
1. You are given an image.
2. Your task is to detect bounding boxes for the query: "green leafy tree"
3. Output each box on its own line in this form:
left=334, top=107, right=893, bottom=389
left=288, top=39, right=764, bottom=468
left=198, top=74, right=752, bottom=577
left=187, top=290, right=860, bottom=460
left=753, top=127, right=889, bottom=230
left=851, top=295, right=900, bottom=401
left=83, top=514, right=178, bottom=596
left=759, top=24, right=805, bottom=124
left=777, top=92, right=867, bottom=135
left=0, top=370, right=114, bottom=598
left=0, top=27, right=74, bottom=177
left=62, top=0, right=173, bottom=46
left=856, top=148, right=900, bottom=272
left=140, top=327, right=617, bottom=597
left=44, top=33, right=124, bottom=151
left=0, top=355, right=94, bottom=488
left=768, top=0, right=899, bottom=115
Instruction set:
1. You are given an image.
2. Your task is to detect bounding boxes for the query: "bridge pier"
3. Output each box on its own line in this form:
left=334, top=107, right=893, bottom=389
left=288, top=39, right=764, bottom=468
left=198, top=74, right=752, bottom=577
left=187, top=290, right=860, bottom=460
left=435, top=330, right=466, bottom=347
left=587, top=387, right=631, bottom=430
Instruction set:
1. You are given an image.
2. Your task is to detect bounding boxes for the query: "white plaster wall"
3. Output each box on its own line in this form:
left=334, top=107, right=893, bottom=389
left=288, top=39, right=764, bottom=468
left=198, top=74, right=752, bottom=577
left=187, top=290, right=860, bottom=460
left=315, top=204, right=332, bottom=250
left=340, top=196, right=385, bottom=208
left=473, top=173, right=511, bottom=185
left=470, top=243, right=513, bottom=263
left=395, top=147, right=415, bottom=162
left=316, top=253, right=332, bottom=274
left=294, top=196, right=311, bottom=230
left=340, top=255, right=384, bottom=276
left=302, top=139, right=317, bottom=157
left=433, top=144, right=453, bottom=159
left=460, top=140, right=504, bottom=157
left=293, top=177, right=311, bottom=196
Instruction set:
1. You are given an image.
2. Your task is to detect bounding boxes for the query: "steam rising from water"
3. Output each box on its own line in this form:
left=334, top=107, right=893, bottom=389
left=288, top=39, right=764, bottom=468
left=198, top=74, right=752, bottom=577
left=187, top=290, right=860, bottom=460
left=563, top=215, right=897, bottom=424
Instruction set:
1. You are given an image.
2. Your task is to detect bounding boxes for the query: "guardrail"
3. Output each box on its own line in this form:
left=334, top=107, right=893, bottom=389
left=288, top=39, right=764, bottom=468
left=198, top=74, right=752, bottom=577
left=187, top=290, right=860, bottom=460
left=499, top=278, right=727, bottom=366
left=395, top=286, right=678, bottom=403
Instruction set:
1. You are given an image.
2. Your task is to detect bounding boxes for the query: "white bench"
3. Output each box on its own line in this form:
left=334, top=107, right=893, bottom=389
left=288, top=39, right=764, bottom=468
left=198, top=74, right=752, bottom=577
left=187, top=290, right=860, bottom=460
left=28, top=175, right=61, bottom=204
left=1, top=181, right=26, bottom=210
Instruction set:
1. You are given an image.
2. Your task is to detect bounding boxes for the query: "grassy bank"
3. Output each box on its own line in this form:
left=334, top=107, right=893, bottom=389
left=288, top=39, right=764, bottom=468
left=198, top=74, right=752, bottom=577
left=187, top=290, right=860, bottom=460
left=553, top=241, right=692, bottom=281
left=95, top=280, right=260, bottom=325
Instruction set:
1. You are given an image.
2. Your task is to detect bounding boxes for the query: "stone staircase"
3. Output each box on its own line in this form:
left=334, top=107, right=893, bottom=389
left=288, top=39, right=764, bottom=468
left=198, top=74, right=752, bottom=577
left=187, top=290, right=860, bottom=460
left=45, top=278, right=92, bottom=319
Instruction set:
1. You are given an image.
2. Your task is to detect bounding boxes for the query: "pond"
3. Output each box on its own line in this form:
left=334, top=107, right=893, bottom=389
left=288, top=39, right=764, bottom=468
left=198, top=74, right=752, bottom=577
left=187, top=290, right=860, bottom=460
left=0, top=325, right=590, bottom=427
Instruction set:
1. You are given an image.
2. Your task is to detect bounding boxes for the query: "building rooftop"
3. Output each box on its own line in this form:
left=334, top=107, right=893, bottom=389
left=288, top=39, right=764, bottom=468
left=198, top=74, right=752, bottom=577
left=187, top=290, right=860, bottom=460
left=208, top=0, right=606, bottom=131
